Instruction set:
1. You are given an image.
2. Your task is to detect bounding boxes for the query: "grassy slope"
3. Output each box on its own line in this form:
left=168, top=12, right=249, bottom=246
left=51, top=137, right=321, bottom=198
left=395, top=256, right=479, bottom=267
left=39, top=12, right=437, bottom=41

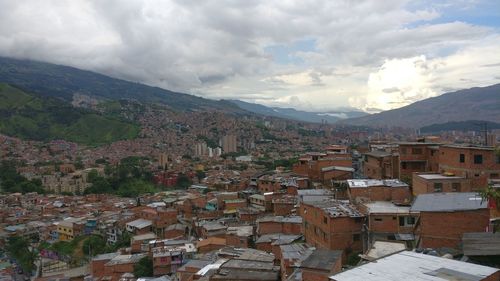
left=0, top=83, right=140, bottom=146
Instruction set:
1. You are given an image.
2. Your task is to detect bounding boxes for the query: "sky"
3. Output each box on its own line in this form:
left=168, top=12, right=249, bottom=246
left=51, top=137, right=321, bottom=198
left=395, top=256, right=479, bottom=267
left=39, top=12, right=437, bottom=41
left=0, top=0, right=499, bottom=113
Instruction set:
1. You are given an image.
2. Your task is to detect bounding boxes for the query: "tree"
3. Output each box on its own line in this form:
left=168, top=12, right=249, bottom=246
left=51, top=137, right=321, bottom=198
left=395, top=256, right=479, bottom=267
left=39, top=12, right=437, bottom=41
left=82, top=235, right=107, bottom=257
left=133, top=256, right=153, bottom=278
left=480, top=184, right=500, bottom=232
left=6, top=236, right=36, bottom=274
left=176, top=173, right=192, bottom=189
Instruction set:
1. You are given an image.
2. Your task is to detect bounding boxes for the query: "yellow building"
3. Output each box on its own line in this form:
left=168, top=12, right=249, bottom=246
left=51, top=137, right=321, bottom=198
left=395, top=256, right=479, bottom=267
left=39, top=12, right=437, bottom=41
left=57, top=218, right=84, bottom=241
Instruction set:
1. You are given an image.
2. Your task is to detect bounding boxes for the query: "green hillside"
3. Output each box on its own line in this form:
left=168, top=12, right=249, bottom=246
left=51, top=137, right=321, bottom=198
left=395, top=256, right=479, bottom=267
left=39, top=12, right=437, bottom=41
left=0, top=83, right=140, bottom=146
left=0, top=57, right=244, bottom=113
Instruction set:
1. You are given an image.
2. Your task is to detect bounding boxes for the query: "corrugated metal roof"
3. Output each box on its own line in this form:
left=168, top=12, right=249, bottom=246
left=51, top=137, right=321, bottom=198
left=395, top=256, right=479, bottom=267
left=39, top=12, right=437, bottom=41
left=330, top=251, right=498, bottom=281
left=410, top=192, right=487, bottom=212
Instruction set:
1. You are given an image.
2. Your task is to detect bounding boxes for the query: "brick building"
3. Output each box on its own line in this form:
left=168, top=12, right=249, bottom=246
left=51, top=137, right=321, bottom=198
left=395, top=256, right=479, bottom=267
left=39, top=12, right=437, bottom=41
left=299, top=199, right=364, bottom=255
left=363, top=151, right=399, bottom=179
left=412, top=173, right=472, bottom=195
left=293, top=151, right=352, bottom=182
left=347, top=179, right=411, bottom=203
left=411, top=192, right=490, bottom=249
left=398, top=142, right=440, bottom=180
left=360, top=201, right=417, bottom=246
left=256, top=216, right=302, bottom=236
left=438, top=145, right=500, bottom=189
left=300, top=249, right=342, bottom=281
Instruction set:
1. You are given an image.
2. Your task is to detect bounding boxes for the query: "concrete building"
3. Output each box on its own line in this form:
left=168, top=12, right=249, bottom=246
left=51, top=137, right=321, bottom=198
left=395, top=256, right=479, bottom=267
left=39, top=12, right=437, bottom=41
left=221, top=134, right=237, bottom=153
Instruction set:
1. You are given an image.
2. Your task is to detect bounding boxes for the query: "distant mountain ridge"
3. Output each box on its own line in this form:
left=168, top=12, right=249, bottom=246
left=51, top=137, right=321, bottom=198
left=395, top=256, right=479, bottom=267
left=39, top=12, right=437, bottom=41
left=341, top=84, right=500, bottom=128
left=0, top=57, right=369, bottom=125
left=229, top=100, right=368, bottom=124
left=0, top=57, right=243, bottom=113
left=420, top=120, right=500, bottom=133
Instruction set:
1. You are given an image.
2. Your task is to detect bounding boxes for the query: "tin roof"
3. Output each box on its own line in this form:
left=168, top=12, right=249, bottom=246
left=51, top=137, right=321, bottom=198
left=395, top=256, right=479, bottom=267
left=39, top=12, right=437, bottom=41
left=410, top=192, right=487, bottom=212
left=330, top=251, right=498, bottom=281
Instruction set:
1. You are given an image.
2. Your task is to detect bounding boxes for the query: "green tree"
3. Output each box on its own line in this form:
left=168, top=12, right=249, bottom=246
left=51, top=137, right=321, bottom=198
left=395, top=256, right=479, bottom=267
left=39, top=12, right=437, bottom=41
left=82, top=235, right=107, bottom=257
left=6, top=236, right=36, bottom=274
left=176, top=173, right=192, bottom=189
left=133, top=256, right=153, bottom=278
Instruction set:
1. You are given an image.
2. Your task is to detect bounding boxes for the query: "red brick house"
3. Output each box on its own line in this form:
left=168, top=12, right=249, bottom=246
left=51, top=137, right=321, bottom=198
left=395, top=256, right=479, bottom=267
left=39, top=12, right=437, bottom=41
left=347, top=179, right=411, bottom=203
left=299, top=199, right=364, bottom=255
left=411, top=192, right=490, bottom=249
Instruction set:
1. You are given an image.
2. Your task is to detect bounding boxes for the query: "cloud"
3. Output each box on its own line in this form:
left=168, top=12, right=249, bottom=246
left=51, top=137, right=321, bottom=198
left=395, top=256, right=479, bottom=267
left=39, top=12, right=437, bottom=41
left=0, top=0, right=499, bottom=111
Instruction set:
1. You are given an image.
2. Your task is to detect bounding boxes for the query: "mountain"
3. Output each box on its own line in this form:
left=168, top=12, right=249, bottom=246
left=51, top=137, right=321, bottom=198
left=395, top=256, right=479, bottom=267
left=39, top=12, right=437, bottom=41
left=229, top=100, right=368, bottom=124
left=0, top=83, right=140, bottom=146
left=420, top=120, right=500, bottom=133
left=341, top=84, right=500, bottom=128
left=0, top=57, right=242, bottom=112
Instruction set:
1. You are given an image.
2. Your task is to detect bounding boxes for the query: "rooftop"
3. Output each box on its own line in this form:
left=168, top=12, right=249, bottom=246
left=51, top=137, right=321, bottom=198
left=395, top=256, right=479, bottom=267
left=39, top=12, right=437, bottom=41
left=364, top=201, right=411, bottom=214
left=417, top=173, right=465, bottom=180
left=126, top=218, right=152, bottom=229
left=105, top=254, right=146, bottom=266
left=329, top=251, right=499, bottom=281
left=305, top=199, right=363, bottom=218
left=226, top=225, right=253, bottom=237
left=364, top=151, right=393, bottom=158
left=132, top=232, right=157, bottom=242
left=347, top=179, right=408, bottom=188
left=411, top=192, right=487, bottom=212
left=321, top=166, right=354, bottom=172
left=301, top=249, right=342, bottom=271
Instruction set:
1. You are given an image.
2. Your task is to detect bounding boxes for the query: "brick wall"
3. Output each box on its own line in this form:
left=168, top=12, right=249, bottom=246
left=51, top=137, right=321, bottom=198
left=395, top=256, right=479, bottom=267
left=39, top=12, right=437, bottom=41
left=419, top=209, right=490, bottom=249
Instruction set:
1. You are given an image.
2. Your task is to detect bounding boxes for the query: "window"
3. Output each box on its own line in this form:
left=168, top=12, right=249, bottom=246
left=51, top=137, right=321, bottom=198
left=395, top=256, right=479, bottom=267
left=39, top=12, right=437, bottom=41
left=374, top=218, right=382, bottom=222
left=399, top=216, right=416, bottom=226
left=353, top=234, right=360, bottom=241
left=474, top=154, right=483, bottom=164
left=459, top=154, right=465, bottom=163
left=434, top=183, right=443, bottom=192
left=491, top=173, right=499, bottom=179
left=323, top=216, right=328, bottom=224
left=496, top=155, right=500, bottom=164
left=452, top=183, right=461, bottom=192
left=401, top=147, right=407, bottom=155
left=412, top=148, right=423, bottom=155
left=401, top=162, right=407, bottom=169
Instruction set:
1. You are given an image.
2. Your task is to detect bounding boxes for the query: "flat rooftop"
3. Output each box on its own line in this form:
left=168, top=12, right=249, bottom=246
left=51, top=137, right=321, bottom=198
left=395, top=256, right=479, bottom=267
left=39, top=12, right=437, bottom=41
left=417, top=174, right=465, bottom=180
left=330, top=251, right=499, bottom=281
left=347, top=179, right=408, bottom=188
left=363, top=201, right=411, bottom=214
